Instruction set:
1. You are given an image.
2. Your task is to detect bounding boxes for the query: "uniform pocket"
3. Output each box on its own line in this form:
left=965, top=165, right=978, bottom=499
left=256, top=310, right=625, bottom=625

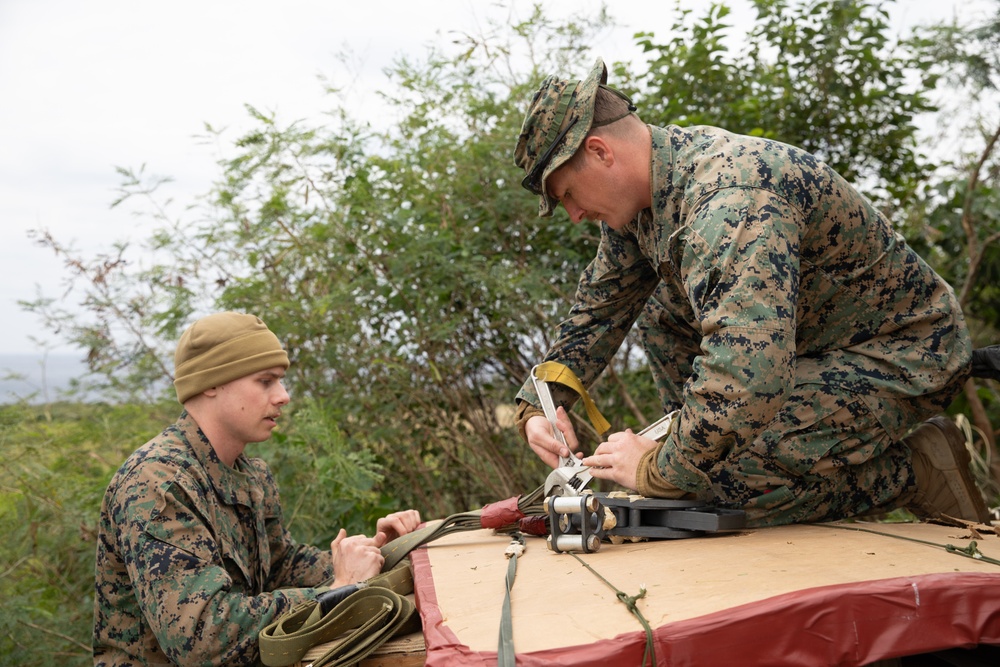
left=740, top=485, right=802, bottom=525
left=744, top=485, right=795, bottom=513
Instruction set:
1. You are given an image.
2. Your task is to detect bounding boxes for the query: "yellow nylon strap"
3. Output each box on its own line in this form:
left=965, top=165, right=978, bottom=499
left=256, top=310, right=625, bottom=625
left=534, top=361, right=611, bottom=437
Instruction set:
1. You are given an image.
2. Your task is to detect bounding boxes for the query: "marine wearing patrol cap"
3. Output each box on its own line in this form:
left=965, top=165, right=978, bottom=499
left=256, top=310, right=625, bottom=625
left=513, top=57, right=635, bottom=217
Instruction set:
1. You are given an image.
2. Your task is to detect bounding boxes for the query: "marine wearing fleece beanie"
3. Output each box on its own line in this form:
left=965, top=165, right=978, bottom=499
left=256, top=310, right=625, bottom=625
left=173, top=312, right=289, bottom=404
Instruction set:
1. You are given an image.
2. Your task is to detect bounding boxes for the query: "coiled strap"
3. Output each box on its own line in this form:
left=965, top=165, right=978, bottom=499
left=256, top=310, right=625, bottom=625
left=259, top=562, right=419, bottom=667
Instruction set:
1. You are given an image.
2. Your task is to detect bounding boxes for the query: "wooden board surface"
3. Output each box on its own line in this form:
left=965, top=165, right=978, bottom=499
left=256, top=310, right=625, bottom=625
left=414, top=521, right=1000, bottom=665
left=292, top=521, right=1000, bottom=666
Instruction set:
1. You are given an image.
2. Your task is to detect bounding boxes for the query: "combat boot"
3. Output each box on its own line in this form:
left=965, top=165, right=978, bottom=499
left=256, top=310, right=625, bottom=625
left=905, top=416, right=990, bottom=523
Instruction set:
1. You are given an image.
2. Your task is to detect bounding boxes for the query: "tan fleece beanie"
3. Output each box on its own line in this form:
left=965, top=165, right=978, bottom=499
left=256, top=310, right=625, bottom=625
left=173, top=312, right=289, bottom=404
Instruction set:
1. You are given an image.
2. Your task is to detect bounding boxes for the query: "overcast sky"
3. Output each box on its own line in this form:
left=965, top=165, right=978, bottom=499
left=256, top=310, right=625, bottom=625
left=0, top=0, right=983, bottom=356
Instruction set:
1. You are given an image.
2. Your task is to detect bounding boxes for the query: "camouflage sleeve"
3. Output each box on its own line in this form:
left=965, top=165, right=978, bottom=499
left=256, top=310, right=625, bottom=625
left=253, top=459, right=334, bottom=590
left=515, top=222, right=659, bottom=410
left=655, top=186, right=800, bottom=491
left=122, top=480, right=322, bottom=665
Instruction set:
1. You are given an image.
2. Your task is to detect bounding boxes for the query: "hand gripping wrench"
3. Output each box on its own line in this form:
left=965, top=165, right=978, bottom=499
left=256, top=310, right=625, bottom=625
left=531, top=365, right=593, bottom=497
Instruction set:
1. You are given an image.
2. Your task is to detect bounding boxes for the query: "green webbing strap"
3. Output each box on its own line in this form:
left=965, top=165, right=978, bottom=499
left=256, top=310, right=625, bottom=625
left=260, top=487, right=549, bottom=665
left=380, top=512, right=483, bottom=572
left=380, top=484, right=547, bottom=571
left=534, top=361, right=612, bottom=437
left=259, top=562, right=419, bottom=667
left=498, top=534, right=525, bottom=667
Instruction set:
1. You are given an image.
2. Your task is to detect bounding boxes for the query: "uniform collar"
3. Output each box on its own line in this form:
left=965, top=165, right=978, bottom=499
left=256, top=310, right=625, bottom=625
left=614, top=124, right=679, bottom=235
left=176, top=410, right=261, bottom=507
left=645, top=124, right=680, bottom=229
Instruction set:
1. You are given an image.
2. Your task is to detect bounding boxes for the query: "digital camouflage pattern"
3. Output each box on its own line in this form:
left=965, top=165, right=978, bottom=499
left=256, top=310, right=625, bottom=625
left=93, top=411, right=333, bottom=666
left=516, top=123, right=972, bottom=526
left=513, top=58, right=608, bottom=217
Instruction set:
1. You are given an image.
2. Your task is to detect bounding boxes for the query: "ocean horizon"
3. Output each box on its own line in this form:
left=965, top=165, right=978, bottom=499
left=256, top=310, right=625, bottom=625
left=0, top=352, right=94, bottom=404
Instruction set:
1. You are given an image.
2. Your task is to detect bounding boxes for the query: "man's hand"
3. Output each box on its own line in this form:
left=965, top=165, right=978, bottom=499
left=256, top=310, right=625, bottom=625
left=375, top=509, right=422, bottom=543
left=327, top=510, right=421, bottom=587
left=329, top=529, right=386, bottom=588
left=524, top=406, right=581, bottom=468
left=581, top=429, right=659, bottom=490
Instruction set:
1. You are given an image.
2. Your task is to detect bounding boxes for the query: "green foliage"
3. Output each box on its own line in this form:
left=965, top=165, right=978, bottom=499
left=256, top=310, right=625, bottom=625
left=900, top=2, right=1000, bottom=489
left=25, top=14, right=619, bottom=517
left=903, top=0, right=1000, bottom=338
left=21, top=227, right=184, bottom=405
left=256, top=398, right=386, bottom=543
left=911, top=0, right=1000, bottom=93
left=0, top=402, right=173, bottom=665
left=912, top=176, right=1000, bottom=331
left=633, top=0, right=935, bottom=209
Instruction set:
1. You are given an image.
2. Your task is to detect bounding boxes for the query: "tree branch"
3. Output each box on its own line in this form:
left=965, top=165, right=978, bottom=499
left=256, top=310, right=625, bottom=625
left=17, top=620, right=90, bottom=652
left=959, top=120, right=1000, bottom=307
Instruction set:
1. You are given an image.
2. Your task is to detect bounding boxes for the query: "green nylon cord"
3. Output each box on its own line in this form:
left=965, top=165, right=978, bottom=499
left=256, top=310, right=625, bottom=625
left=570, top=553, right=657, bottom=667
left=258, top=562, right=418, bottom=667
left=817, top=523, right=1000, bottom=567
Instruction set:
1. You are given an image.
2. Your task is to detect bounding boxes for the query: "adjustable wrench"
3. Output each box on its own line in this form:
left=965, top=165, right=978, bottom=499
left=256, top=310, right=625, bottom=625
left=531, top=365, right=593, bottom=497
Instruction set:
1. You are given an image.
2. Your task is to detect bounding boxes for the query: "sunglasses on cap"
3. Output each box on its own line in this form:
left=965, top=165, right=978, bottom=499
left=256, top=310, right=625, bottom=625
left=520, top=84, right=635, bottom=197
left=520, top=116, right=579, bottom=196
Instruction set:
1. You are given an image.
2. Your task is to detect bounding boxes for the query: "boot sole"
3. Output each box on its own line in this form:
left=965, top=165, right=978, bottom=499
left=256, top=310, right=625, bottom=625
left=923, top=416, right=990, bottom=523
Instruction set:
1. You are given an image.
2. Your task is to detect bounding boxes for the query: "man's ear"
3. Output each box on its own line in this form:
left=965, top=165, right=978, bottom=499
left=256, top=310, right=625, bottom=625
left=584, top=135, right=614, bottom=166
left=202, top=386, right=219, bottom=397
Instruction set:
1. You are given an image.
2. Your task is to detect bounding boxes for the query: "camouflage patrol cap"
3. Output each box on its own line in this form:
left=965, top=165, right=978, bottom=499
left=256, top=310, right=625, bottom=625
left=513, top=58, right=609, bottom=217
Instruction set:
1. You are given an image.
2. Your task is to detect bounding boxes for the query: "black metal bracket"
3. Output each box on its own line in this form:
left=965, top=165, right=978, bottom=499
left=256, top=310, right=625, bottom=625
left=546, top=492, right=746, bottom=554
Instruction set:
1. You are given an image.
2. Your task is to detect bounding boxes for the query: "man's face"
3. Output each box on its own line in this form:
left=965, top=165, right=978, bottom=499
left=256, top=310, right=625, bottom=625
left=545, top=146, right=634, bottom=230
left=213, top=366, right=290, bottom=445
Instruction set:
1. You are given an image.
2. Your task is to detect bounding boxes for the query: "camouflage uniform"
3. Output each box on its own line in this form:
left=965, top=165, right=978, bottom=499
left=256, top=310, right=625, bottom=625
left=517, top=123, right=972, bottom=526
left=93, top=411, right=332, bottom=666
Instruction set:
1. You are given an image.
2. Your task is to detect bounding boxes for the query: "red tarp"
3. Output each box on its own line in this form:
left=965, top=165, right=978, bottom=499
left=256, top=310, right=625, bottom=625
left=410, top=522, right=1000, bottom=666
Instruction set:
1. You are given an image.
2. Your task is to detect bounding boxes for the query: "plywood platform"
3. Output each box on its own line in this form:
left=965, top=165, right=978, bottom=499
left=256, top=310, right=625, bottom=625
left=295, top=521, right=1000, bottom=666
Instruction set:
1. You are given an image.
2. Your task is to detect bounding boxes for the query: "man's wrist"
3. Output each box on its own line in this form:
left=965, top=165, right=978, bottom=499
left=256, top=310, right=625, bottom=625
left=635, top=444, right=685, bottom=498
left=514, top=401, right=545, bottom=442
